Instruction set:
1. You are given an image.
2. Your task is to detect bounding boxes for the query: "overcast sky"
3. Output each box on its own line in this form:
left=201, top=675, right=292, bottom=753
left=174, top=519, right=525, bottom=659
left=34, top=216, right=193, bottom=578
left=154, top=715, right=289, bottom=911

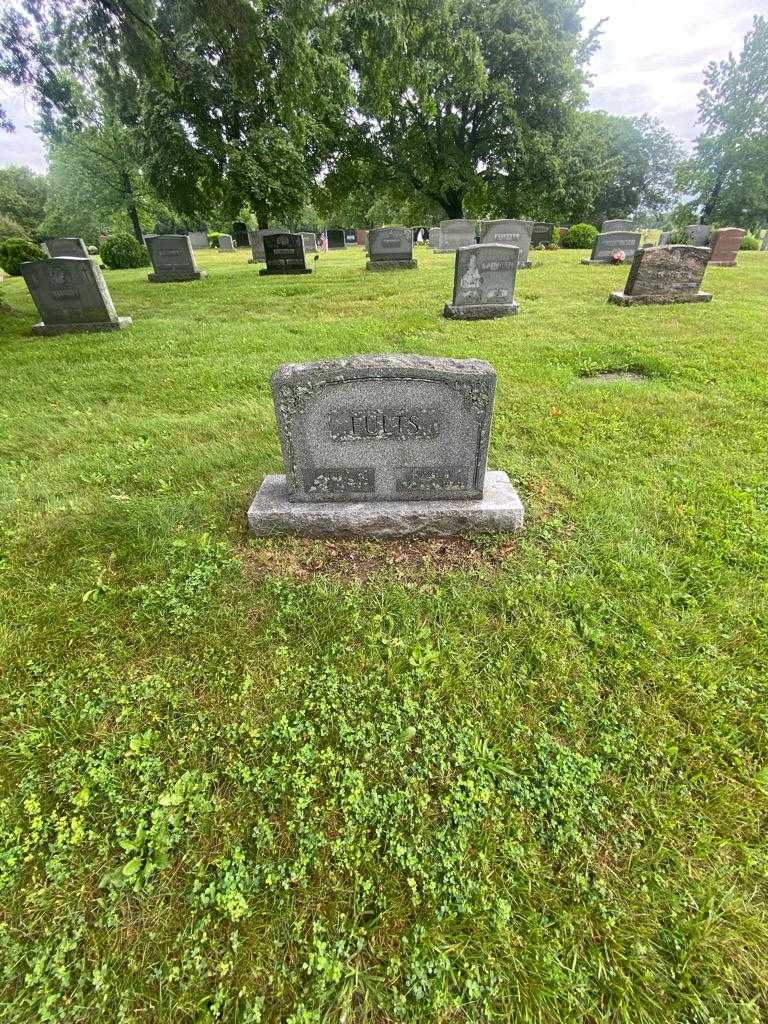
left=0, top=0, right=765, bottom=171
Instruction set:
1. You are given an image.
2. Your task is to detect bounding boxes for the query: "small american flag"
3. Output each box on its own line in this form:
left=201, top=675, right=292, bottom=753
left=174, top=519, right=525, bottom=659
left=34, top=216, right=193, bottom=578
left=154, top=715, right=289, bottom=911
left=318, top=231, right=329, bottom=253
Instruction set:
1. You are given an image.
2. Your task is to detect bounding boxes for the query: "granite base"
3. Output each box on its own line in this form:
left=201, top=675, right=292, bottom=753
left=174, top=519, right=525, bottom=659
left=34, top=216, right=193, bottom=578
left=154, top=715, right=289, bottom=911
left=443, top=302, right=519, bottom=320
left=247, top=470, right=524, bottom=538
left=148, top=271, right=207, bottom=283
left=365, top=259, right=418, bottom=271
left=258, top=267, right=313, bottom=275
left=32, top=317, right=132, bottom=336
left=608, top=290, right=713, bottom=306
left=709, top=261, right=738, bottom=267
left=580, top=258, right=619, bottom=265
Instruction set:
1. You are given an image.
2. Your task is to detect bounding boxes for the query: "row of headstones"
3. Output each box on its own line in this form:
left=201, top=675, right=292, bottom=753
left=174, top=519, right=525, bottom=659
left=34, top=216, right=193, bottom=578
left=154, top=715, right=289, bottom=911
left=428, top=219, right=554, bottom=262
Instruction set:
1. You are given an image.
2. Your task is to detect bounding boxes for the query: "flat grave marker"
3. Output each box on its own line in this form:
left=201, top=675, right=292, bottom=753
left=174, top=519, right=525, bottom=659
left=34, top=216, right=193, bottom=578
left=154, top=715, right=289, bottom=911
left=444, top=243, right=519, bottom=320
left=608, top=245, right=712, bottom=306
left=247, top=354, right=524, bottom=536
left=21, top=256, right=132, bottom=335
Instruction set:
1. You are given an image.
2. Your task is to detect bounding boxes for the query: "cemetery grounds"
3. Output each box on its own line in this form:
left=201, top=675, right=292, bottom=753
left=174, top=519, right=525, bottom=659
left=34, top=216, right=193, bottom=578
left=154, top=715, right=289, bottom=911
left=0, top=245, right=767, bottom=1022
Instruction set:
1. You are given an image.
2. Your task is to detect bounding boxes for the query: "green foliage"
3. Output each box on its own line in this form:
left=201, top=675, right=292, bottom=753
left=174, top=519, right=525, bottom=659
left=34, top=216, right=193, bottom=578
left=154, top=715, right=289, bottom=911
left=0, top=236, right=46, bottom=275
left=100, top=232, right=150, bottom=269
left=0, top=211, right=27, bottom=241
left=207, top=232, right=223, bottom=248
left=0, top=164, right=47, bottom=236
left=561, top=223, right=599, bottom=249
left=741, top=232, right=760, bottom=250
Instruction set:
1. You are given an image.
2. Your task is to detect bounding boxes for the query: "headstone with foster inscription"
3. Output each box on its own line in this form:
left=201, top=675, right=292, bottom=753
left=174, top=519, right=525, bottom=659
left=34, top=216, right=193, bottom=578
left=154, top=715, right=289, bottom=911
left=247, top=354, right=523, bottom=536
left=443, top=243, right=519, bottom=320
left=366, top=226, right=417, bottom=271
left=581, top=231, right=642, bottom=265
left=42, top=237, right=89, bottom=259
left=479, top=220, right=533, bottom=268
left=436, top=219, right=476, bottom=252
left=147, top=234, right=206, bottom=283
left=608, top=245, right=712, bottom=306
left=708, top=227, right=746, bottom=267
left=259, top=233, right=311, bottom=275
left=21, top=256, right=132, bottom=335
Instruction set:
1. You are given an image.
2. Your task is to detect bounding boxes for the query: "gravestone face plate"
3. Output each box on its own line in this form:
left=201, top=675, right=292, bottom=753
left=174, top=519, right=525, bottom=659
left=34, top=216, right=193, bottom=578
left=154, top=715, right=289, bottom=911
left=259, top=233, right=311, bottom=275
left=444, top=243, right=519, bottom=319
left=147, top=234, right=205, bottom=283
left=708, top=227, right=746, bottom=266
left=327, top=229, right=346, bottom=249
left=21, top=256, right=131, bottom=334
left=43, top=237, right=89, bottom=258
left=608, top=245, right=712, bottom=306
left=601, top=219, right=633, bottom=234
left=437, top=219, right=476, bottom=252
left=188, top=231, right=209, bottom=250
left=583, top=231, right=642, bottom=264
left=271, top=355, right=496, bottom=503
left=366, top=226, right=417, bottom=270
left=532, top=222, right=554, bottom=247
left=685, top=224, right=712, bottom=246
left=479, top=220, right=533, bottom=267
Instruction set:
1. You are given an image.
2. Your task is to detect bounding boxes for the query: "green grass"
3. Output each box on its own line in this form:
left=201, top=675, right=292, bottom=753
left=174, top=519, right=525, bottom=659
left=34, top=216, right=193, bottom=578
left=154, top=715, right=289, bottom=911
left=1, top=245, right=767, bottom=1023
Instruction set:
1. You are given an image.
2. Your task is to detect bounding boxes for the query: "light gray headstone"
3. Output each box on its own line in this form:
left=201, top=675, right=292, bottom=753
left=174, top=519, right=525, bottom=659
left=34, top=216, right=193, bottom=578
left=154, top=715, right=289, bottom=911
left=248, top=228, right=288, bottom=263
left=301, top=232, right=317, bottom=253
left=658, top=232, right=673, bottom=246
left=583, top=231, right=642, bottom=264
left=259, top=233, right=311, bottom=275
left=685, top=224, right=712, bottom=246
left=218, top=234, right=235, bottom=251
left=366, top=226, right=416, bottom=271
left=762, top=233, right=768, bottom=251
left=146, top=234, right=205, bottom=283
left=188, top=231, right=209, bottom=250
left=479, top=220, right=533, bottom=267
left=42, top=237, right=90, bottom=259
left=436, top=219, right=476, bottom=252
left=601, top=219, right=634, bottom=234
left=21, top=256, right=131, bottom=334
left=708, top=227, right=746, bottom=266
left=444, top=243, right=519, bottom=320
left=608, top=245, right=712, bottom=306
left=429, top=227, right=441, bottom=249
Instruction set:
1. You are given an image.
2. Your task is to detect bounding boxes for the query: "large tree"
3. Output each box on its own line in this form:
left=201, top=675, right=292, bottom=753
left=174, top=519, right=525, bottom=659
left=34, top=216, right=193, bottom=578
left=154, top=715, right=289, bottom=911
left=0, top=164, right=48, bottom=238
left=0, top=0, right=350, bottom=227
left=677, top=16, right=768, bottom=227
left=328, top=0, right=599, bottom=219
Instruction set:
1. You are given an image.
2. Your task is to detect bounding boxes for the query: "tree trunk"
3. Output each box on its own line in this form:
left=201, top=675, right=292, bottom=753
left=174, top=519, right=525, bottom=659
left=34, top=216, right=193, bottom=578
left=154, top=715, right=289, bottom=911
left=442, top=190, right=464, bottom=219
left=254, top=202, right=269, bottom=229
left=702, top=172, right=725, bottom=222
left=122, top=171, right=144, bottom=242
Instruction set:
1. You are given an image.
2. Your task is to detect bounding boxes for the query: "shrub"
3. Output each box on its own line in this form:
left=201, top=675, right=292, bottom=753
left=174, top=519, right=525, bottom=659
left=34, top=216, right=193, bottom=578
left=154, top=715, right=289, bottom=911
left=0, top=214, right=28, bottom=242
left=100, top=232, right=151, bottom=269
left=0, top=237, right=46, bottom=276
left=208, top=232, right=223, bottom=248
left=740, top=232, right=760, bottom=251
left=561, top=223, right=599, bottom=249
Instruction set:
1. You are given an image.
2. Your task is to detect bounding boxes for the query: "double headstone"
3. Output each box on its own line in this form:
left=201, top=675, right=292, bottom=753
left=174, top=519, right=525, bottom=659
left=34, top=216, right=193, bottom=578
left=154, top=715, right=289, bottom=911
left=608, top=245, right=712, bottom=306
left=21, top=256, right=132, bottom=335
left=147, top=234, right=207, bottom=283
left=685, top=224, right=712, bottom=246
left=708, top=227, right=746, bottom=267
left=436, top=219, right=476, bottom=252
left=218, top=234, right=236, bottom=252
left=365, top=226, right=417, bottom=271
left=259, top=233, right=311, bottom=275
left=188, top=231, right=209, bottom=250
left=443, top=243, right=519, bottom=320
left=601, top=219, right=634, bottom=234
left=327, top=229, right=346, bottom=250
left=581, top=231, right=642, bottom=265
left=247, top=354, right=523, bottom=537
left=479, top=220, right=533, bottom=268
left=531, top=222, right=554, bottom=248
left=42, top=237, right=89, bottom=259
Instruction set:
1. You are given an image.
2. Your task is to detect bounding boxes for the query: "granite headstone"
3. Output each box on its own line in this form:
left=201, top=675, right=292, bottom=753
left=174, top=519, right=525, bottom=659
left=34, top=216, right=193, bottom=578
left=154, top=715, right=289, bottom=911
left=685, top=224, right=712, bottom=246
left=366, top=226, right=417, bottom=271
left=21, top=256, right=132, bottom=335
left=301, top=232, right=318, bottom=254
left=356, top=229, right=368, bottom=247
left=247, top=354, right=524, bottom=536
left=259, top=233, right=311, bottom=275
left=708, top=227, right=746, bottom=267
left=327, top=229, right=346, bottom=249
left=608, top=245, right=712, bottom=306
left=601, top=219, right=634, bottom=234
left=188, top=231, right=209, bottom=250
left=218, top=234, right=236, bottom=252
left=479, top=220, right=533, bottom=268
left=532, top=222, right=554, bottom=248
left=147, top=234, right=206, bottom=283
left=581, top=231, right=642, bottom=265
left=42, top=237, right=90, bottom=259
left=436, top=219, right=476, bottom=252
left=443, top=243, right=519, bottom=320
left=762, top=233, right=768, bottom=252
left=247, top=228, right=288, bottom=263
left=344, top=228, right=357, bottom=244
left=232, top=221, right=250, bottom=247
left=658, top=231, right=673, bottom=246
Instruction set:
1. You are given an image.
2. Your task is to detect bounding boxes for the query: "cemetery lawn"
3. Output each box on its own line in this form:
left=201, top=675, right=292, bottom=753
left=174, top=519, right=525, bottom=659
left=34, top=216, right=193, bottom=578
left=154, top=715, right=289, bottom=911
left=2, top=246, right=768, bottom=1024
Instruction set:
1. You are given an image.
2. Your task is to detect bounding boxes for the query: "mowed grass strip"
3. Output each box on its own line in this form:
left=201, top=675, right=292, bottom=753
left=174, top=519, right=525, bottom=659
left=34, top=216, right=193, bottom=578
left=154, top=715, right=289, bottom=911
left=1, top=247, right=767, bottom=1023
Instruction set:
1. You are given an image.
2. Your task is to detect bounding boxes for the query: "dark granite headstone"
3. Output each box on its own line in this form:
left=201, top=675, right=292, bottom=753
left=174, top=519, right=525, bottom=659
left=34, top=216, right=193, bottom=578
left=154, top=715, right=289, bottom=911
left=582, top=231, right=642, bottom=265
left=532, top=222, right=554, bottom=247
left=232, top=222, right=250, bottom=247
left=708, top=227, right=746, bottom=267
left=326, top=229, right=346, bottom=250
left=21, top=256, right=132, bottom=334
left=479, top=220, right=533, bottom=267
left=366, top=226, right=417, bottom=271
left=344, top=228, right=357, bottom=244
left=443, top=243, right=519, bottom=320
left=685, top=224, right=712, bottom=246
left=601, top=219, right=633, bottom=233
left=42, top=237, right=89, bottom=259
left=608, top=245, right=712, bottom=306
left=247, top=228, right=288, bottom=263
left=436, top=219, right=476, bottom=252
left=147, top=234, right=206, bottom=283
left=259, top=233, right=311, bottom=275
left=247, top=354, right=524, bottom=536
